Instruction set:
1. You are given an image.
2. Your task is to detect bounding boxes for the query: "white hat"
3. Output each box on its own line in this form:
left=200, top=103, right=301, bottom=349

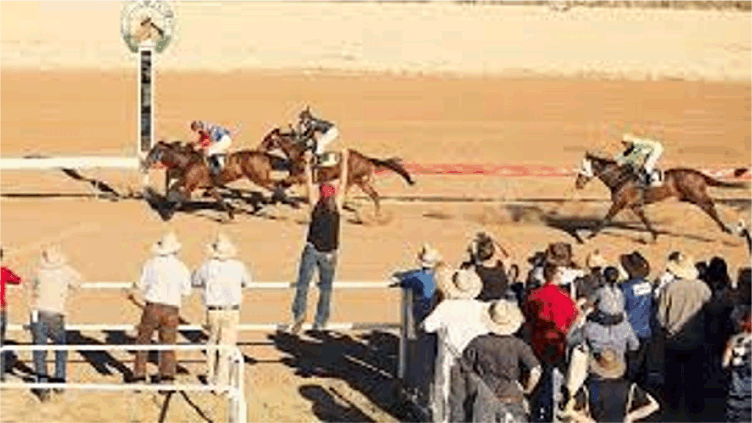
left=438, top=268, right=482, bottom=300
left=417, top=244, right=441, bottom=268
left=151, top=232, right=182, bottom=256
left=666, top=252, right=699, bottom=280
left=622, top=133, right=640, bottom=144
left=585, top=250, right=607, bottom=269
left=40, top=245, right=67, bottom=269
left=483, top=300, right=525, bottom=336
left=589, top=348, right=626, bottom=379
left=207, top=232, right=237, bottom=260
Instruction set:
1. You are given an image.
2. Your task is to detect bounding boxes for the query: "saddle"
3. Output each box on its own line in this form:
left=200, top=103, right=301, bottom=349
left=207, top=154, right=227, bottom=176
left=316, top=151, right=340, bottom=168
left=642, top=168, right=664, bottom=187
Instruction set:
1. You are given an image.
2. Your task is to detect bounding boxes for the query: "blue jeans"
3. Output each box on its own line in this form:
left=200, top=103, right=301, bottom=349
left=291, top=243, right=337, bottom=329
left=32, top=311, right=67, bottom=383
left=0, top=309, right=6, bottom=380
left=530, top=362, right=564, bottom=423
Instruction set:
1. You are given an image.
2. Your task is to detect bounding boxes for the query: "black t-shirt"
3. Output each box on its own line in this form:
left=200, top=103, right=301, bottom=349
left=306, top=202, right=340, bottom=252
left=474, top=260, right=509, bottom=301
left=573, top=378, right=651, bottom=423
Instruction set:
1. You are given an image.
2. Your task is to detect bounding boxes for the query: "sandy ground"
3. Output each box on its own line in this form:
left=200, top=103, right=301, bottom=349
left=1, top=2, right=751, bottom=422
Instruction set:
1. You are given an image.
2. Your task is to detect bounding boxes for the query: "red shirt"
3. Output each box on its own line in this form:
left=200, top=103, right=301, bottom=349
left=524, top=282, right=579, bottom=362
left=1, top=266, right=22, bottom=308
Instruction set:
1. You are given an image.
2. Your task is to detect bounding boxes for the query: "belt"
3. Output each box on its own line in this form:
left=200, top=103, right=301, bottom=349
left=207, top=305, right=239, bottom=311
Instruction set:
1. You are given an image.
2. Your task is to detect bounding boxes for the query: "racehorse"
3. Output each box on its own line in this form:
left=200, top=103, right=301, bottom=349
left=142, top=140, right=289, bottom=220
left=575, top=152, right=748, bottom=242
left=258, top=127, right=415, bottom=221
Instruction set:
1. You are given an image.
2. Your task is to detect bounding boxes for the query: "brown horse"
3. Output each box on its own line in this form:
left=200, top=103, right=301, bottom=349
left=258, top=127, right=415, bottom=220
left=575, top=152, right=749, bottom=242
left=142, top=140, right=289, bottom=220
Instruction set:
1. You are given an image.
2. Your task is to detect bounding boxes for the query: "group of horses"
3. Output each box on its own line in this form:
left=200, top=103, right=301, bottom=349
left=141, top=126, right=415, bottom=221
left=141, top=127, right=748, bottom=243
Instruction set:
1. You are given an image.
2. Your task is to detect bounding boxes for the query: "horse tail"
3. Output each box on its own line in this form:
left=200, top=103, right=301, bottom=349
left=367, top=156, right=415, bottom=186
left=699, top=171, right=749, bottom=189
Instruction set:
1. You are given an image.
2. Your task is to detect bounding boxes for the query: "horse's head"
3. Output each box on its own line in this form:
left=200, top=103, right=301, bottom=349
left=258, top=128, right=282, bottom=152
left=575, top=155, right=595, bottom=189
left=142, top=140, right=170, bottom=170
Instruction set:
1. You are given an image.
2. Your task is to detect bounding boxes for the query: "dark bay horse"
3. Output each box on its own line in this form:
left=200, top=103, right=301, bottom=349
left=258, top=127, right=415, bottom=220
left=142, top=140, right=289, bottom=220
left=575, top=152, right=748, bottom=242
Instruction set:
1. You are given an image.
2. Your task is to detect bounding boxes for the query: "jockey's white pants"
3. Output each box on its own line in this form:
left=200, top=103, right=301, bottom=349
left=643, top=143, right=663, bottom=174
left=206, top=135, right=232, bottom=157
left=315, top=126, right=339, bottom=155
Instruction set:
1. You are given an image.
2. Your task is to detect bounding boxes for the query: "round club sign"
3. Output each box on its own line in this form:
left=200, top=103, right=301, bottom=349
left=121, top=0, right=174, bottom=53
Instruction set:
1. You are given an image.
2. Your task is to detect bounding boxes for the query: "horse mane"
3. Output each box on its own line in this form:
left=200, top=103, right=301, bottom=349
left=585, top=151, right=616, bottom=165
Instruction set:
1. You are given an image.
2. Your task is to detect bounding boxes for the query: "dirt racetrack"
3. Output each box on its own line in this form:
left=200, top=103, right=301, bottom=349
left=1, top=2, right=751, bottom=422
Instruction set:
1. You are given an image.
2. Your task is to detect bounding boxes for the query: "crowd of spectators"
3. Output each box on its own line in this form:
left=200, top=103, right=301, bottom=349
left=395, top=232, right=752, bottom=423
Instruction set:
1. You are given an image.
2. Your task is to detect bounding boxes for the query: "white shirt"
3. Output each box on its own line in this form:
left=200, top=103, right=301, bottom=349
left=192, top=258, right=251, bottom=307
left=136, top=255, right=191, bottom=308
left=34, top=265, right=82, bottom=315
left=423, top=299, right=490, bottom=352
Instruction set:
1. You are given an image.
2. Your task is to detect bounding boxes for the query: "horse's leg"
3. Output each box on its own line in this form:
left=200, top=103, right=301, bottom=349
left=208, top=186, right=234, bottom=221
left=694, top=197, right=731, bottom=234
left=357, top=178, right=381, bottom=220
left=588, top=201, right=625, bottom=240
left=630, top=205, right=658, bottom=242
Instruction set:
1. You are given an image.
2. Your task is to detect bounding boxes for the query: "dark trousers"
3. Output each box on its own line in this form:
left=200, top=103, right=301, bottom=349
left=627, top=337, right=651, bottom=385
left=291, top=243, right=337, bottom=329
left=32, top=311, right=67, bottom=383
left=530, top=361, right=564, bottom=423
left=665, top=346, right=705, bottom=414
left=0, top=309, right=6, bottom=380
left=133, top=302, right=179, bottom=381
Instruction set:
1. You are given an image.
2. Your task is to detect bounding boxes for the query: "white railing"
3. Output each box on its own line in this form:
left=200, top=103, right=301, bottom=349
left=0, top=156, right=140, bottom=170
left=0, top=343, right=247, bottom=423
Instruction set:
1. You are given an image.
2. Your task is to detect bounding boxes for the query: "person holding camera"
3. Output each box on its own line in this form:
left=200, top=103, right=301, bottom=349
left=461, top=232, right=513, bottom=302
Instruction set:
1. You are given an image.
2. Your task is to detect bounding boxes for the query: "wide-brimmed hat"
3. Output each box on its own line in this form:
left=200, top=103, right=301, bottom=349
left=207, top=232, right=237, bottom=260
left=483, top=300, right=525, bottom=336
left=152, top=232, right=182, bottom=256
left=545, top=242, right=574, bottom=267
left=589, top=348, right=626, bottom=379
left=620, top=251, right=650, bottom=279
left=40, top=245, right=67, bottom=269
left=437, top=268, right=482, bottom=300
left=666, top=252, right=699, bottom=280
left=417, top=244, right=441, bottom=268
left=585, top=250, right=607, bottom=269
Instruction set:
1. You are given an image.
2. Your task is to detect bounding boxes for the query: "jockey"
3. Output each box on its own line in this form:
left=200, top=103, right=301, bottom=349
left=296, top=108, right=339, bottom=161
left=615, top=133, right=664, bottom=186
left=190, top=120, right=232, bottom=181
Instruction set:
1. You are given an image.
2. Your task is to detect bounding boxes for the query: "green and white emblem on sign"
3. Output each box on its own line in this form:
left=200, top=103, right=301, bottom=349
left=120, top=0, right=175, bottom=53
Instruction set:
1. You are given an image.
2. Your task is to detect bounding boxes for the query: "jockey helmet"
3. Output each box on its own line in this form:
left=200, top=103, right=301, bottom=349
left=622, top=133, right=639, bottom=145
left=190, top=120, right=205, bottom=131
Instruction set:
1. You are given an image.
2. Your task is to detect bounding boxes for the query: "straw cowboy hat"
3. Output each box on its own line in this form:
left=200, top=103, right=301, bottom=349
left=437, top=268, right=482, bottom=300
left=40, top=245, right=67, bottom=269
left=483, top=300, right=525, bottom=336
left=666, top=252, right=699, bottom=280
left=620, top=251, right=650, bottom=279
left=545, top=242, right=574, bottom=267
left=151, top=232, right=182, bottom=256
left=589, top=348, right=626, bottom=379
left=585, top=250, right=608, bottom=269
left=417, top=244, right=441, bottom=268
left=207, top=232, right=237, bottom=260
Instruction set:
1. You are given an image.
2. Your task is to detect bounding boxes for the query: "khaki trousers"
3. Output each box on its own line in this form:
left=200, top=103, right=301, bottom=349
left=206, top=308, right=240, bottom=387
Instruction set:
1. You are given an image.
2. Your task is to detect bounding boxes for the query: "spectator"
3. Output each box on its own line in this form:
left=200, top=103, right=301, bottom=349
left=423, top=267, right=487, bottom=422
left=391, top=243, right=442, bottom=411
left=30, top=245, right=81, bottom=400
left=130, top=232, right=191, bottom=390
left=523, top=262, right=579, bottom=423
left=545, top=242, right=584, bottom=299
left=656, top=252, right=711, bottom=416
left=722, top=309, right=751, bottom=423
left=289, top=149, right=348, bottom=334
left=653, top=251, right=681, bottom=300
left=1, top=247, right=22, bottom=382
left=563, top=347, right=660, bottom=423
left=192, top=233, right=250, bottom=391
left=575, top=250, right=607, bottom=308
left=451, top=300, right=542, bottom=423
left=619, top=251, right=654, bottom=384
left=461, top=232, right=511, bottom=301
left=704, top=257, right=735, bottom=376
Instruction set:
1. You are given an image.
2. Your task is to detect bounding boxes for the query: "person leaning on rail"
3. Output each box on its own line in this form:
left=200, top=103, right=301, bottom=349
left=128, top=232, right=191, bottom=392
left=192, top=233, right=251, bottom=392
left=1, top=246, right=22, bottom=382
left=28, top=245, right=82, bottom=401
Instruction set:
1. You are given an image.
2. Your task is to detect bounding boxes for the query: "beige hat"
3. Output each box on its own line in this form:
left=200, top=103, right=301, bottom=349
left=438, top=268, right=482, bottom=300
left=417, top=244, right=441, bottom=268
left=585, top=250, right=607, bottom=269
left=40, top=245, right=67, bottom=269
left=589, top=348, right=626, bottom=379
left=207, top=232, right=237, bottom=260
left=666, top=252, right=699, bottom=280
left=483, top=300, right=525, bottom=336
left=151, top=232, right=182, bottom=256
